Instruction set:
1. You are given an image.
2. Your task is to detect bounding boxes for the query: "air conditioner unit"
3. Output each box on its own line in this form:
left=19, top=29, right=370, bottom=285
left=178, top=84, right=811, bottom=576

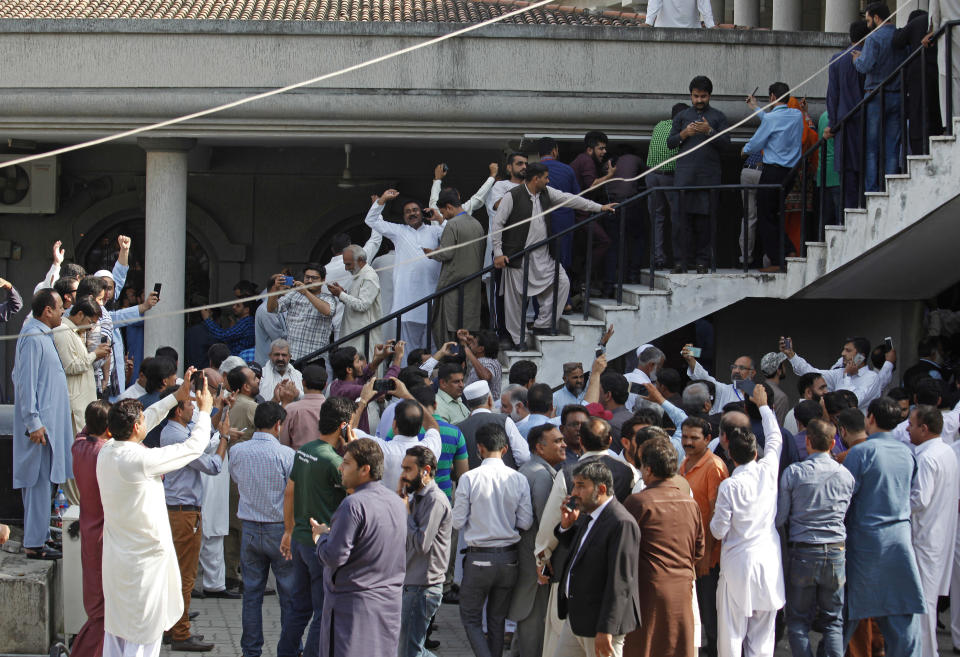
left=0, top=154, right=59, bottom=214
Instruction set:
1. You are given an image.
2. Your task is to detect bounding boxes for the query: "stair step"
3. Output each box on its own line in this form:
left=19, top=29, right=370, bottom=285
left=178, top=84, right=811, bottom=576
left=907, top=154, right=933, bottom=161
left=885, top=174, right=910, bottom=180
left=588, top=298, right=639, bottom=311
left=561, top=317, right=607, bottom=328
left=930, top=135, right=957, bottom=142
left=621, top=284, right=671, bottom=296
left=824, top=225, right=847, bottom=232
left=785, top=257, right=806, bottom=263
left=804, top=241, right=827, bottom=248
left=864, top=191, right=888, bottom=197
left=534, top=334, right=575, bottom=342
left=503, top=349, right=542, bottom=358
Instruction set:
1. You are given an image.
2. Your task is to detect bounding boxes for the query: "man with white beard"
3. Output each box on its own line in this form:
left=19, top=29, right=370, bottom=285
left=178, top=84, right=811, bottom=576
left=908, top=405, right=960, bottom=657
left=626, top=344, right=666, bottom=414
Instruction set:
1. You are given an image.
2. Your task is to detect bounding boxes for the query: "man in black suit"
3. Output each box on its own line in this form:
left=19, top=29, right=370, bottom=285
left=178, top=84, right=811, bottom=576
left=553, top=461, right=641, bottom=657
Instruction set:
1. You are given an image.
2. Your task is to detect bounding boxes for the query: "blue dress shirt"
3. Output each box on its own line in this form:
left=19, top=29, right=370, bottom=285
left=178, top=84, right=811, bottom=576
left=229, top=431, right=295, bottom=522
left=161, top=421, right=222, bottom=506
left=743, top=105, right=803, bottom=168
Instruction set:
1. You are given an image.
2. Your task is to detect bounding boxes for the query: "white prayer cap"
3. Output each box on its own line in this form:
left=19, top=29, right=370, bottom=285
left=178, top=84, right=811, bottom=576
left=219, top=355, right=246, bottom=374
left=636, top=343, right=654, bottom=357
left=94, top=269, right=114, bottom=280
left=463, top=380, right=491, bottom=402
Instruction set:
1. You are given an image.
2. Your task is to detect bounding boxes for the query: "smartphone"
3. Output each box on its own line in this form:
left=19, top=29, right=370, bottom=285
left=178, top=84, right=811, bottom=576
left=783, top=337, right=792, bottom=352
left=686, top=346, right=702, bottom=358
left=595, top=345, right=606, bottom=358
left=449, top=344, right=459, bottom=355
left=100, top=335, right=109, bottom=344
left=884, top=336, right=894, bottom=350
left=854, top=353, right=866, bottom=366
left=191, top=370, right=205, bottom=392
left=153, top=282, right=162, bottom=300
left=373, top=379, right=395, bottom=394
left=629, top=382, right=649, bottom=396
left=340, top=424, right=349, bottom=441
left=564, top=497, right=580, bottom=512
left=441, top=163, right=449, bottom=173
left=284, top=275, right=294, bottom=287
left=736, top=379, right=757, bottom=396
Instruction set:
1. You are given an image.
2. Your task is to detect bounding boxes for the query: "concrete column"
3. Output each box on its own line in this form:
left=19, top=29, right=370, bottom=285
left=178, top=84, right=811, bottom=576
left=772, top=0, right=802, bottom=30
left=734, top=0, right=760, bottom=27
left=138, top=138, right=195, bottom=371
left=824, top=0, right=860, bottom=32
left=710, top=0, right=726, bottom=24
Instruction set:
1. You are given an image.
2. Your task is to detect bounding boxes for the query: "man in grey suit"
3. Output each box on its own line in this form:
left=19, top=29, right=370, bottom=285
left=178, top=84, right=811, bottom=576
left=509, top=424, right=567, bottom=657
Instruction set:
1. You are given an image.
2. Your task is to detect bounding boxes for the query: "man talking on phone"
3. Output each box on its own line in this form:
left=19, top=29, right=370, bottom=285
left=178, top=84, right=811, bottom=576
left=780, top=336, right=891, bottom=412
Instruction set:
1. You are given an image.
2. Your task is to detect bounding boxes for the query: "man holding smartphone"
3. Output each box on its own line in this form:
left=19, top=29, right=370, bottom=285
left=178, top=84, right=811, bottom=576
left=781, top=336, right=892, bottom=413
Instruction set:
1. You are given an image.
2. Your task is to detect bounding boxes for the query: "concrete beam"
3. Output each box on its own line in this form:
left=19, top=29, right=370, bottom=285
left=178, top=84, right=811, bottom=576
left=0, top=552, right=59, bottom=654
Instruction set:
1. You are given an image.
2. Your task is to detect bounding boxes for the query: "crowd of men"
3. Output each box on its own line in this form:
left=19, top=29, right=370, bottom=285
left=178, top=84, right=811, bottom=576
left=4, top=6, right=960, bottom=654
left=8, top=240, right=960, bottom=657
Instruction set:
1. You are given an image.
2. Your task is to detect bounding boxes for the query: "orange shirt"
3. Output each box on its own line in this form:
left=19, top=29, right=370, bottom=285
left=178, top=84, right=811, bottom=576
left=680, top=449, right=729, bottom=569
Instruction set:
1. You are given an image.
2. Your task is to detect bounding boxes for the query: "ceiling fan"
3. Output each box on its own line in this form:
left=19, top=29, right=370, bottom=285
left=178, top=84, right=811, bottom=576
left=336, top=143, right=393, bottom=190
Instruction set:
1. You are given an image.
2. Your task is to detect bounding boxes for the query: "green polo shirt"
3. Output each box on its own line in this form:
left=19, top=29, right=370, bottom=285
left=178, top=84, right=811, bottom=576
left=436, top=389, right=469, bottom=424
left=290, top=439, right=345, bottom=548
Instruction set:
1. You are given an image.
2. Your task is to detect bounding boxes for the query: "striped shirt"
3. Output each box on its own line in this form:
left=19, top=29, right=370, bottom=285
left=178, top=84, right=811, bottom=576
left=646, top=119, right=679, bottom=173
left=229, top=431, right=295, bottom=522
left=386, top=414, right=467, bottom=500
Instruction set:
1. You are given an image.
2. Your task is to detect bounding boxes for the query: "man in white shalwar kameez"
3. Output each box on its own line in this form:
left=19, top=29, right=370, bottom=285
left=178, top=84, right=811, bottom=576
left=97, top=373, right=215, bottom=657
left=327, top=245, right=382, bottom=360
left=491, top=162, right=615, bottom=348
left=907, top=404, right=960, bottom=657
left=710, top=385, right=785, bottom=657
left=364, top=189, right=444, bottom=350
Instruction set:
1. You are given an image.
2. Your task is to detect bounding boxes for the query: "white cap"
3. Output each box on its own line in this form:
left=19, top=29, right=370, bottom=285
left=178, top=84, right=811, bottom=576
left=636, top=343, right=654, bottom=357
left=219, top=355, right=246, bottom=374
left=463, top=380, right=491, bottom=402
left=94, top=269, right=114, bottom=280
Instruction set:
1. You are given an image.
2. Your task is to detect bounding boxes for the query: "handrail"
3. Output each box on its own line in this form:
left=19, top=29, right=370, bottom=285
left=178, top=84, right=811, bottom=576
left=293, top=183, right=783, bottom=367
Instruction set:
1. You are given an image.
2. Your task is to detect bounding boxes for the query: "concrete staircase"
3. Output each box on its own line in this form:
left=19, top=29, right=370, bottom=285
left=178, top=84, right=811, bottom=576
left=503, top=119, right=960, bottom=387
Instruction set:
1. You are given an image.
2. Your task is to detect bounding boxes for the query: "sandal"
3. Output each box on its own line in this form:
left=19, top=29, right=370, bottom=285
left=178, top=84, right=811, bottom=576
left=25, top=546, right=62, bottom=560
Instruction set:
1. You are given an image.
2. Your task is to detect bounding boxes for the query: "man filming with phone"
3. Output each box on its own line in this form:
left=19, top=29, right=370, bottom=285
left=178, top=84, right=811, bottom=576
left=682, top=345, right=757, bottom=411
left=780, top=336, right=890, bottom=413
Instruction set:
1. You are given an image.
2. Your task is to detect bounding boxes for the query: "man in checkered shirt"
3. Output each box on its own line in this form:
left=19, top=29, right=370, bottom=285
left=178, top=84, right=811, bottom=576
left=267, top=264, right=338, bottom=363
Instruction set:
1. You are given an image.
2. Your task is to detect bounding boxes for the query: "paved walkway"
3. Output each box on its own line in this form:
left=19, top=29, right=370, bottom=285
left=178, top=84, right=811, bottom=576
left=160, top=593, right=959, bottom=657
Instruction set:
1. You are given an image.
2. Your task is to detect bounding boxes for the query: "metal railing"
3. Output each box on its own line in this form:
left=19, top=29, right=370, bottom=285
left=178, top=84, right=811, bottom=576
left=293, top=22, right=960, bottom=367
left=800, top=20, right=958, bottom=246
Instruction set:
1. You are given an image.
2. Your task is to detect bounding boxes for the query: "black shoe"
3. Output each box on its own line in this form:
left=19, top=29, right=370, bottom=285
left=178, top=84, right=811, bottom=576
left=189, top=610, right=199, bottom=620
left=695, top=264, right=709, bottom=274
left=163, top=633, right=204, bottom=645
left=424, top=638, right=441, bottom=650
left=952, top=647, right=960, bottom=655
left=442, top=589, right=460, bottom=605
left=530, top=327, right=554, bottom=336
left=45, top=539, right=62, bottom=550
left=170, top=636, right=214, bottom=652
left=192, top=589, right=205, bottom=599
left=25, top=546, right=61, bottom=560
left=670, top=265, right=687, bottom=274
left=203, top=588, right=241, bottom=599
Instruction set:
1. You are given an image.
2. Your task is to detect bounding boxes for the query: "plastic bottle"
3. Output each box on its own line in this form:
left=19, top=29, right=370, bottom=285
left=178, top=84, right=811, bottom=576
left=55, top=488, right=68, bottom=527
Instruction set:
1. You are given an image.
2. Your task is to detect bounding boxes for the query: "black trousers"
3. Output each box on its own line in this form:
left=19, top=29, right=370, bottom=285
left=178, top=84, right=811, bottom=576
left=757, top=164, right=793, bottom=266
left=672, top=209, right=710, bottom=267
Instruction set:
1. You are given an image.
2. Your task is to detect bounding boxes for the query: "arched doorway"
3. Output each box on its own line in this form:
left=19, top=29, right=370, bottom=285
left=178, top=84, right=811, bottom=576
left=78, top=214, right=212, bottom=309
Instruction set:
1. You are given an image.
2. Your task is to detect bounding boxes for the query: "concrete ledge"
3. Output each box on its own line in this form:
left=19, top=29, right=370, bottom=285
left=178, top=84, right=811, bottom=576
left=0, top=551, right=60, bottom=654
left=0, top=19, right=850, bottom=45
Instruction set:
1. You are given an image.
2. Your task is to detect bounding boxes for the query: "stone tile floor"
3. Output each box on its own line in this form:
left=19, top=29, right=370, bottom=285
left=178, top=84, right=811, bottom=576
left=160, top=595, right=959, bottom=657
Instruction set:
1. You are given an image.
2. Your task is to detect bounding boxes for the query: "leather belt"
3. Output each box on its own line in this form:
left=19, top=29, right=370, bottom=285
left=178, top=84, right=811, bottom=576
left=167, top=504, right=201, bottom=512
left=463, top=544, right=519, bottom=554
left=788, top=541, right=844, bottom=550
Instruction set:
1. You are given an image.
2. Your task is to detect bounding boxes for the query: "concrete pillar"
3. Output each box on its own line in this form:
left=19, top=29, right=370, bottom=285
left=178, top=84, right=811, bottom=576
left=825, top=0, right=861, bottom=31
left=734, top=0, right=760, bottom=26
left=138, top=138, right=195, bottom=371
left=772, top=0, right=802, bottom=30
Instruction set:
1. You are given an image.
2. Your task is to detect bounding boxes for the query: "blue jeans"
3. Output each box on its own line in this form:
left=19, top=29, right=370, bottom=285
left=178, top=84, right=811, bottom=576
left=785, top=544, right=845, bottom=657
left=864, top=90, right=902, bottom=192
left=279, top=540, right=324, bottom=657
left=399, top=583, right=443, bottom=657
left=240, top=521, right=297, bottom=657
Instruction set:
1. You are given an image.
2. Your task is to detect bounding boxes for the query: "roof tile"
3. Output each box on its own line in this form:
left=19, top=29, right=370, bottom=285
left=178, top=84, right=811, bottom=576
left=0, top=0, right=646, bottom=25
